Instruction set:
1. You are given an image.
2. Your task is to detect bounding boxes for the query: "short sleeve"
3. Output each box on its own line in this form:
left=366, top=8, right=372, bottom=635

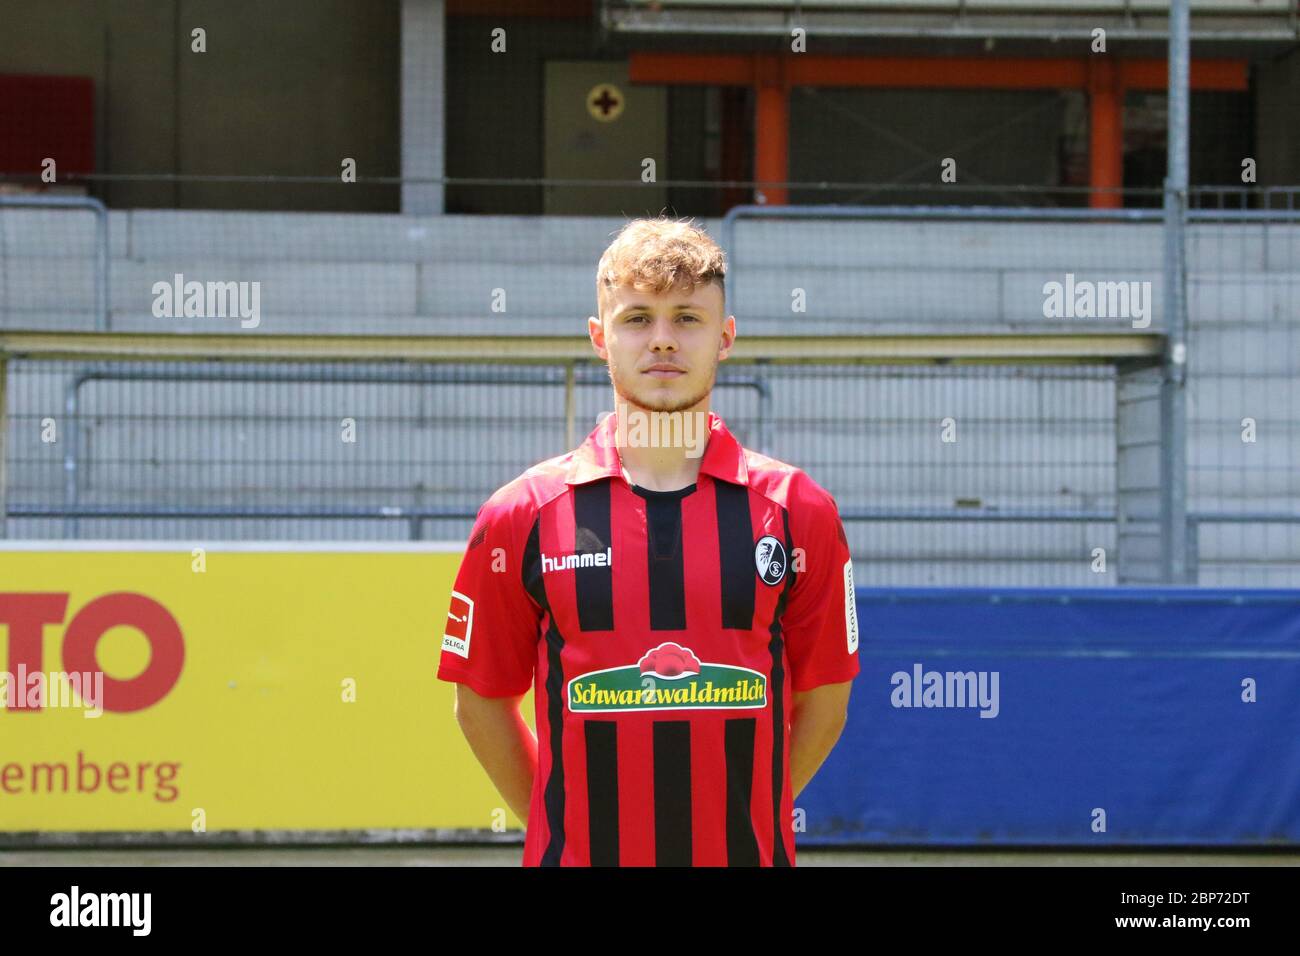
left=781, top=476, right=861, bottom=693
left=436, top=490, right=543, bottom=698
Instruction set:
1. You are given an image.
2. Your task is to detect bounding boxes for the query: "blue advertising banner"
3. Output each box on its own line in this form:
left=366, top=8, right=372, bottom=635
left=803, top=587, right=1300, bottom=846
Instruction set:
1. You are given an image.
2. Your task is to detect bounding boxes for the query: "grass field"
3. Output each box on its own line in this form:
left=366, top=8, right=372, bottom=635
left=4, top=847, right=1298, bottom=867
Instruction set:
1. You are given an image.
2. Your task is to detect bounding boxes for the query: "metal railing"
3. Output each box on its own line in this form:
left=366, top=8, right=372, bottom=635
left=0, top=194, right=109, bottom=331
left=49, top=361, right=772, bottom=539
left=0, top=331, right=1155, bottom=586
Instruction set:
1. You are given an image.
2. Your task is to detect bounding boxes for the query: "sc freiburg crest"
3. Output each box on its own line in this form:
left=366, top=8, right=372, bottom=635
left=754, top=534, right=787, bottom=586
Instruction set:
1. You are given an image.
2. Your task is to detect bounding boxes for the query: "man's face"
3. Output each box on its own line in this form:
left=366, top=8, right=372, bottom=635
left=589, top=281, right=736, bottom=414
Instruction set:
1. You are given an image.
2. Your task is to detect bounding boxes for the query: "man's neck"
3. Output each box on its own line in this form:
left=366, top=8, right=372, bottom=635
left=613, top=398, right=712, bottom=492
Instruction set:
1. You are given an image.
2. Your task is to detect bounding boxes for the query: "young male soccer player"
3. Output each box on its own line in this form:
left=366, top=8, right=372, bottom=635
left=437, top=217, right=860, bottom=866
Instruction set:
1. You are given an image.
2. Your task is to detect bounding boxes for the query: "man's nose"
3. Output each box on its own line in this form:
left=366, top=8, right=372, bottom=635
left=648, top=317, right=678, bottom=350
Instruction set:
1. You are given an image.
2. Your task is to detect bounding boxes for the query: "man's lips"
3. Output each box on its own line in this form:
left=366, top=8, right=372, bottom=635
left=643, top=365, right=686, bottom=379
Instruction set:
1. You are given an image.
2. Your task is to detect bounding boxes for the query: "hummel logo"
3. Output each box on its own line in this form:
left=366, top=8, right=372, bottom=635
left=542, top=547, right=613, bottom=573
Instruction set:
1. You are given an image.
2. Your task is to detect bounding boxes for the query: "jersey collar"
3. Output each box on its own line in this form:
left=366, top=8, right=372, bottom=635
left=565, top=409, right=749, bottom=488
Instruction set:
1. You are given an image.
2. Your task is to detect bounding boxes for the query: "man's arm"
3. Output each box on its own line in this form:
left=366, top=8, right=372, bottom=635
left=788, top=680, right=853, bottom=800
left=453, top=683, right=537, bottom=826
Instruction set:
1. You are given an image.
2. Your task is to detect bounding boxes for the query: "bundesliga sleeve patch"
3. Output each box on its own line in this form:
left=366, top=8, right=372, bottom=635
left=844, top=559, right=859, bottom=653
left=443, top=591, right=474, bottom=659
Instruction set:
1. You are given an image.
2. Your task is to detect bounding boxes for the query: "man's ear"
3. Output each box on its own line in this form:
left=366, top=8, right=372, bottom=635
left=717, top=314, right=736, bottom=361
left=588, top=314, right=608, bottom=360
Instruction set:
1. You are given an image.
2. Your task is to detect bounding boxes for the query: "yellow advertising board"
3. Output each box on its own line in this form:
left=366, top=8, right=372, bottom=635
left=0, top=543, right=529, bottom=835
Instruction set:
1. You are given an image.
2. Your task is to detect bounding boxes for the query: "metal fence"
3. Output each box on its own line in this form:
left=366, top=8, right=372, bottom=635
left=1184, top=197, right=1300, bottom=586
left=0, top=327, right=1155, bottom=588
left=2, top=353, right=1122, bottom=585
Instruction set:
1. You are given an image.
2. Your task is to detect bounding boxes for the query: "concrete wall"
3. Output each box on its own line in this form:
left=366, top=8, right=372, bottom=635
left=8, top=208, right=1291, bottom=335
left=0, top=210, right=1296, bottom=585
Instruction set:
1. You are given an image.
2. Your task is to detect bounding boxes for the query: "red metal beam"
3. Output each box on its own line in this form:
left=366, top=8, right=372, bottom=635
left=1088, top=58, right=1123, bottom=210
left=629, top=53, right=1247, bottom=91
left=787, top=56, right=1088, bottom=89
left=753, top=55, right=789, bottom=206
left=1121, top=59, right=1248, bottom=90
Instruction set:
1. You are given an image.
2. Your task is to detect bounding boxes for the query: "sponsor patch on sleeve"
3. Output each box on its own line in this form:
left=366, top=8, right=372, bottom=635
left=843, top=559, right=859, bottom=654
left=443, top=591, right=473, bottom=659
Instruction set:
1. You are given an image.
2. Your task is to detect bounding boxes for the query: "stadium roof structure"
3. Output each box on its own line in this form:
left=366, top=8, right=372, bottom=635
left=624, top=49, right=1248, bottom=207
left=601, top=0, right=1300, bottom=42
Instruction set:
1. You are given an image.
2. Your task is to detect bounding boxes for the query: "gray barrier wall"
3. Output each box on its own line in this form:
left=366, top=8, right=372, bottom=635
left=0, top=208, right=1295, bottom=585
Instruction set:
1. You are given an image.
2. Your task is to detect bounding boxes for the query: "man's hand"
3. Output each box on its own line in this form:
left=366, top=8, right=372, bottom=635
left=788, top=681, right=853, bottom=800
left=453, top=684, right=538, bottom=826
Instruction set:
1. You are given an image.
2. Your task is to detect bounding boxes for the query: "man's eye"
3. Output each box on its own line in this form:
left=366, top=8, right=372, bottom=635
left=679, top=314, right=700, bottom=322
left=626, top=315, right=647, bottom=323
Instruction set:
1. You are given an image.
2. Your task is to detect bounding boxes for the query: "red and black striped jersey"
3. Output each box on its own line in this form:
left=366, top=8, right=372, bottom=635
left=437, top=410, right=860, bottom=866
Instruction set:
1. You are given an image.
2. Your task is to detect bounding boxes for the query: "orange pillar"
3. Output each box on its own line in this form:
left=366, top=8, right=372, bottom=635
left=753, top=54, right=789, bottom=205
left=1088, top=58, right=1123, bottom=209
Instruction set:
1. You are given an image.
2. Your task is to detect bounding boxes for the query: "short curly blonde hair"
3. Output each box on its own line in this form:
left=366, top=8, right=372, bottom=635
left=596, top=216, right=726, bottom=322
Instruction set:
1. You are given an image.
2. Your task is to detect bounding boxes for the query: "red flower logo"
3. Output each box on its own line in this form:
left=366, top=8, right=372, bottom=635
left=638, top=642, right=702, bottom=679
